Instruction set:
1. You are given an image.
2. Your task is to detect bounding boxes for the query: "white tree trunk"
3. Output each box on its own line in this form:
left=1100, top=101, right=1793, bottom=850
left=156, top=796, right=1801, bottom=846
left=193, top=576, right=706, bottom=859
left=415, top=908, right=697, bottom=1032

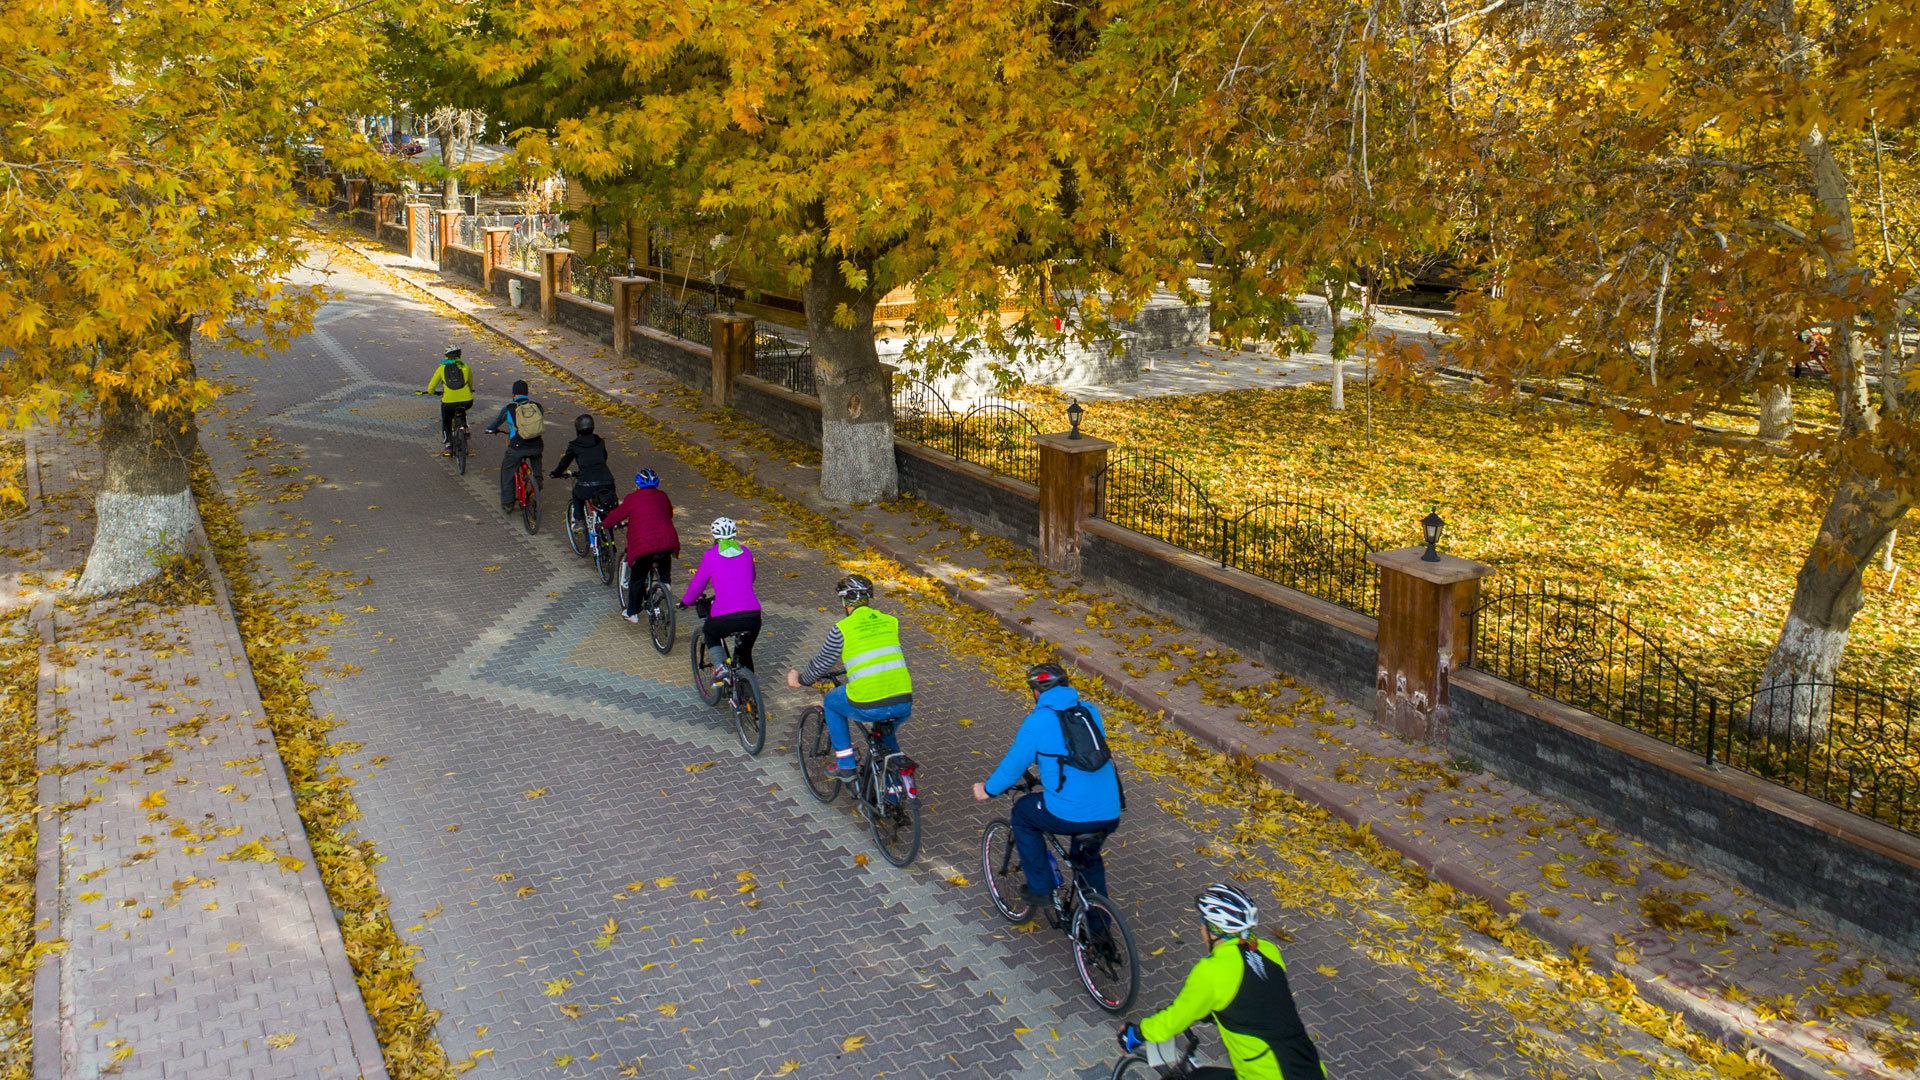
left=1757, top=382, right=1793, bottom=440
left=1746, top=615, right=1846, bottom=741
left=805, top=253, right=897, bottom=503
left=75, top=491, right=196, bottom=597
left=1330, top=356, right=1345, bottom=410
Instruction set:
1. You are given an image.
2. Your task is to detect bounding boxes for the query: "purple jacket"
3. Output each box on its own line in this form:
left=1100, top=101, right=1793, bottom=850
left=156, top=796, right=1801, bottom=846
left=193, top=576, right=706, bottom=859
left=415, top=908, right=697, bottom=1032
left=682, top=544, right=759, bottom=616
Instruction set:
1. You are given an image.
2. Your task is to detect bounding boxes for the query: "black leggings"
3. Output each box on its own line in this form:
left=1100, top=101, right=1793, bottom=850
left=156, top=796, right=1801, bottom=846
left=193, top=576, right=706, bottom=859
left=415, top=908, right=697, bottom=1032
left=702, top=610, right=761, bottom=672
left=440, top=402, right=470, bottom=440
left=624, top=551, right=673, bottom=617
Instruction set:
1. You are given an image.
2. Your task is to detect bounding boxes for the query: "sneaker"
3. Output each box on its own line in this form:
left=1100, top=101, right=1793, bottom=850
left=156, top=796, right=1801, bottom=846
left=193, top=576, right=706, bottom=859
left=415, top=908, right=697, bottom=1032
left=624, top=613, right=641, bottom=624
left=825, top=763, right=858, bottom=783
left=442, top=448, right=454, bottom=457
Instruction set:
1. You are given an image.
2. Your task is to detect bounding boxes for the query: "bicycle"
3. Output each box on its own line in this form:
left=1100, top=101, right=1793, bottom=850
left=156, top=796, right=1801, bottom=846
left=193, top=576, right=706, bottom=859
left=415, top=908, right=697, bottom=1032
left=686, top=597, right=766, bottom=755
left=981, top=770, right=1140, bottom=1012
left=414, top=395, right=470, bottom=475
left=486, top=431, right=540, bottom=535
left=615, top=544, right=677, bottom=655
left=795, top=671, right=921, bottom=867
left=1111, top=1027, right=1206, bottom=1080
left=563, top=477, right=617, bottom=585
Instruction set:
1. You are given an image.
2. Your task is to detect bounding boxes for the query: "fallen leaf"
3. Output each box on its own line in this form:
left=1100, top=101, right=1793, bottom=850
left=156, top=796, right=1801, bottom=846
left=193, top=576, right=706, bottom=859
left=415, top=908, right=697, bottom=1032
left=656, top=1002, right=677, bottom=1017
left=265, top=1033, right=297, bottom=1050
left=840, top=1034, right=867, bottom=1053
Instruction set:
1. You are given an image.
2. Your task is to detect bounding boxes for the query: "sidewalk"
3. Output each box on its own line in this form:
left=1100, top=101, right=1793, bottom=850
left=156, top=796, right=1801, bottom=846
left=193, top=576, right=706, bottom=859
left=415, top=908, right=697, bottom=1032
left=338, top=227, right=1920, bottom=1080
left=15, top=434, right=387, bottom=1078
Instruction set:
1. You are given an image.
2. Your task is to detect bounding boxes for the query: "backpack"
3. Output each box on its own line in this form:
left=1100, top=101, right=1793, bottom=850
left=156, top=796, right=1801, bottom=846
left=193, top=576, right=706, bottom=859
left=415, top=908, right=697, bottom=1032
left=1050, top=704, right=1112, bottom=786
left=442, top=361, right=466, bottom=391
left=512, top=400, right=544, bottom=439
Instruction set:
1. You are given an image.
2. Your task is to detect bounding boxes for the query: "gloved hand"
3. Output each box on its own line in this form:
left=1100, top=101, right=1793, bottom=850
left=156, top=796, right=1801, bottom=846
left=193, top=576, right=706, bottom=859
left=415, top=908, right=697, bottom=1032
left=549, top=468, right=563, bottom=479
left=1118, top=1023, right=1144, bottom=1053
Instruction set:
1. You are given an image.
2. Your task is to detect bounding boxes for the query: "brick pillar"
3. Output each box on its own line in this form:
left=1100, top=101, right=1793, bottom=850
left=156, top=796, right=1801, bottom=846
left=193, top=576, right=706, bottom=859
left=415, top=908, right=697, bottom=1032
left=540, top=248, right=572, bottom=322
left=610, top=277, right=650, bottom=358
left=437, top=208, right=461, bottom=256
left=345, top=177, right=365, bottom=211
left=405, top=203, right=432, bottom=262
left=1365, top=548, right=1493, bottom=743
left=710, top=313, right=755, bottom=407
left=1034, top=432, right=1114, bottom=574
left=482, top=227, right=513, bottom=290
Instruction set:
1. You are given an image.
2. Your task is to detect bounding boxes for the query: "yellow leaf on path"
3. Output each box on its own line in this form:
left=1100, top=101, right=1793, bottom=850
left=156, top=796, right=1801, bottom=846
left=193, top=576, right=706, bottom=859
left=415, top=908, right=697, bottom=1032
left=1150, top=947, right=1166, bottom=956
left=775, top=1062, right=801, bottom=1076
left=354, top=606, right=377, bottom=613
left=958, top=718, right=973, bottom=726
left=515, top=885, right=536, bottom=898
left=557, top=1003, right=583, bottom=1018
left=265, top=1033, right=297, bottom=1050
left=451, top=1062, right=476, bottom=1074
left=854, top=854, right=869, bottom=867
left=602, top=917, right=618, bottom=935
left=654, top=877, right=676, bottom=888
left=656, top=1002, right=677, bottom=1017
left=947, top=875, right=969, bottom=886
left=689, top=888, right=709, bottom=899
left=841, top=1034, right=867, bottom=1053
left=137, top=791, right=166, bottom=809
left=1315, top=965, right=1338, bottom=977
left=525, top=788, right=547, bottom=799
left=543, top=977, right=573, bottom=996
left=626, top=881, right=646, bottom=891
left=686, top=762, right=716, bottom=772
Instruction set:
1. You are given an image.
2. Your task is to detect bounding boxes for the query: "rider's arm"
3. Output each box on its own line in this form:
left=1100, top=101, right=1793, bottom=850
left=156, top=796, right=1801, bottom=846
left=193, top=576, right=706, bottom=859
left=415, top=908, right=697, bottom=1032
left=982, top=712, right=1044, bottom=797
left=483, top=403, right=510, bottom=433
left=426, top=367, right=445, bottom=394
left=797, top=627, right=843, bottom=685
left=679, top=551, right=711, bottom=607
left=550, top=445, right=577, bottom=476
left=1139, top=949, right=1234, bottom=1043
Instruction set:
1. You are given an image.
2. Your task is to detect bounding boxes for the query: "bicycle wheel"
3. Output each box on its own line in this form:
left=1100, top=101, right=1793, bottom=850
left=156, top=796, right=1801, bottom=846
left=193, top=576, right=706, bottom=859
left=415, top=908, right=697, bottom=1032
left=454, top=429, right=468, bottom=475
left=616, top=561, right=630, bottom=613
left=690, top=634, right=722, bottom=706
left=522, top=475, right=540, bottom=535
left=872, top=759, right=921, bottom=867
left=1071, top=891, right=1140, bottom=1013
left=566, top=501, right=587, bottom=556
left=1109, top=1055, right=1156, bottom=1080
left=595, top=528, right=616, bottom=584
left=981, top=821, right=1034, bottom=923
left=647, top=583, right=675, bottom=654
left=732, top=668, right=766, bottom=756
left=795, top=706, right=839, bottom=804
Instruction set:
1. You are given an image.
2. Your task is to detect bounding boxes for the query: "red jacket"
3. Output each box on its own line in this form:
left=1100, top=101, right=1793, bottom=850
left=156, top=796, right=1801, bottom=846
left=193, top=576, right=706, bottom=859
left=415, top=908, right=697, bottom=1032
left=603, top=488, right=680, bottom=563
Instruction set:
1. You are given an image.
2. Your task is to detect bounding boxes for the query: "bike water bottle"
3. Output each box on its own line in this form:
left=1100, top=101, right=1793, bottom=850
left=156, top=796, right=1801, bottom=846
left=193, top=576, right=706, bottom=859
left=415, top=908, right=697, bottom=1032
left=1045, top=850, right=1062, bottom=890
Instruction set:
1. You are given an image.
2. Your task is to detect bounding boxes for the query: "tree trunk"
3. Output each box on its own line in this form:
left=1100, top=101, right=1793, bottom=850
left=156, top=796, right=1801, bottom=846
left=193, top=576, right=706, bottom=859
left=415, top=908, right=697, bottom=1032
left=75, top=331, right=201, bottom=597
left=804, top=254, right=896, bottom=503
left=1748, top=475, right=1910, bottom=739
left=1325, top=278, right=1346, bottom=411
left=1757, top=381, right=1794, bottom=440
left=438, top=132, right=460, bottom=204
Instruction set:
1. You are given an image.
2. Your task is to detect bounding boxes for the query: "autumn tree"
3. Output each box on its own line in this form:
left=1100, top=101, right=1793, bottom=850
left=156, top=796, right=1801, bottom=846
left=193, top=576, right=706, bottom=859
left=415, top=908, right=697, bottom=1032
left=464, top=0, right=1095, bottom=501
left=2, top=0, right=388, bottom=594
left=1424, top=0, right=1920, bottom=734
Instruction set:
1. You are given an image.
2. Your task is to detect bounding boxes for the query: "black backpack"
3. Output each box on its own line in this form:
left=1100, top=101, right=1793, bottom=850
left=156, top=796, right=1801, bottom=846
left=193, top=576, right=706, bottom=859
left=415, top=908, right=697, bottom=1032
left=1050, top=704, right=1111, bottom=786
left=442, top=361, right=466, bottom=391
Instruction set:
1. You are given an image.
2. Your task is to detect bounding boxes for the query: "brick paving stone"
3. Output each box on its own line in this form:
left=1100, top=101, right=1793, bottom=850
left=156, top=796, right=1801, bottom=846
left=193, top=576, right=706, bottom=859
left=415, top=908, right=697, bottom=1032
left=317, top=227, right=1920, bottom=1080
left=166, top=229, right=1783, bottom=1080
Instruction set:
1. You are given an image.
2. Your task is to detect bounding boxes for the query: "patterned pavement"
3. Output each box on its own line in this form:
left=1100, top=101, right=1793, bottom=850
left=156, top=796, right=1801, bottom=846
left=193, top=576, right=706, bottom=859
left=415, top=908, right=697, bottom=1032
left=191, top=245, right=1706, bottom=1079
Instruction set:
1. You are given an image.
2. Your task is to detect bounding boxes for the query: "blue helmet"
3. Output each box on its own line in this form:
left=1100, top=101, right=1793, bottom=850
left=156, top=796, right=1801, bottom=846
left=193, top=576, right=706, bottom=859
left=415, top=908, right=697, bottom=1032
left=634, top=469, right=659, bottom=489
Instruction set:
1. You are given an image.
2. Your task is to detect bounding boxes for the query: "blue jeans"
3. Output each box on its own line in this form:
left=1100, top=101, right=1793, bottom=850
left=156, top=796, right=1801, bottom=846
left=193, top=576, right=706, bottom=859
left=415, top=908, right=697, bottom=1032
left=1011, top=792, right=1118, bottom=900
left=823, top=686, right=911, bottom=759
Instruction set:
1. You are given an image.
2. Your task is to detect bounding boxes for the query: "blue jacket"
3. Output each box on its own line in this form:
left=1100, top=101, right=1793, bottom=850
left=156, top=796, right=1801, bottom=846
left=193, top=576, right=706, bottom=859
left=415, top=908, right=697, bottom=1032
left=985, top=685, right=1123, bottom=823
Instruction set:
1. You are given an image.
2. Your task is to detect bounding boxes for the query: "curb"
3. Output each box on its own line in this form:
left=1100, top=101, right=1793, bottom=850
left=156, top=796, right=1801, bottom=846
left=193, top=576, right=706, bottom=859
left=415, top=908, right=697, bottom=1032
left=30, top=596, right=67, bottom=1080
left=375, top=249, right=1837, bottom=1080
left=189, top=495, right=394, bottom=1080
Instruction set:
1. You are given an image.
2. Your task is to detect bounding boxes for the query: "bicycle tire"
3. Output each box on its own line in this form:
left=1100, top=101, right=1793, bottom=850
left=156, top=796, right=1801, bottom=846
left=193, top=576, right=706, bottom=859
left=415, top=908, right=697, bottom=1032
left=566, top=501, right=587, bottom=556
left=616, top=561, right=630, bottom=614
left=522, top=475, right=540, bottom=535
left=1109, top=1054, right=1156, bottom=1080
left=595, top=528, right=616, bottom=584
left=454, top=430, right=468, bottom=475
left=795, top=706, right=839, bottom=804
left=872, top=759, right=921, bottom=867
left=732, top=668, right=766, bottom=756
left=647, top=583, right=675, bottom=654
left=1071, top=891, right=1141, bottom=1013
left=690, top=634, right=722, bottom=707
left=981, top=820, right=1034, bottom=923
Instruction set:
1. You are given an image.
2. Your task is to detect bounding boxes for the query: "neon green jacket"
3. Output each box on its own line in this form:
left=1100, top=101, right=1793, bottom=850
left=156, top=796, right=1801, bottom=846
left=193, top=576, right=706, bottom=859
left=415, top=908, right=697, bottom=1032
left=426, top=360, right=474, bottom=404
left=1140, top=938, right=1324, bottom=1080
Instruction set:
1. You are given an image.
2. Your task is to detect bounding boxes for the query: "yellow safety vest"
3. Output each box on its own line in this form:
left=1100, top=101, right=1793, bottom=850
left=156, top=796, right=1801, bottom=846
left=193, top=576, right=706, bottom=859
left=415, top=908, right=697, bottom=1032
left=840, top=607, right=912, bottom=706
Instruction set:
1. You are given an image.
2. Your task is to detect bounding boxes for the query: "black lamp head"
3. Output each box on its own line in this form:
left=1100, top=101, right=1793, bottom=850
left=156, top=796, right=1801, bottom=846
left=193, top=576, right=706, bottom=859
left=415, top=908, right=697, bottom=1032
left=1421, top=511, right=1445, bottom=561
left=1067, top=399, right=1085, bottom=439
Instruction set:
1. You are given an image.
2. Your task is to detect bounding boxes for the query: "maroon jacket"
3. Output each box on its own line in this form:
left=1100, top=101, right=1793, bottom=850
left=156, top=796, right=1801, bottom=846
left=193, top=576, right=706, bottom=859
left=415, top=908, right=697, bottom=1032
left=602, top=488, right=680, bottom=563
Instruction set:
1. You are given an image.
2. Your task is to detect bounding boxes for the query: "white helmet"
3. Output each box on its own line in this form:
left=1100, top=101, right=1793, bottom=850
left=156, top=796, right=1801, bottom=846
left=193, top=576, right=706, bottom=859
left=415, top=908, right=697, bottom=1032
left=710, top=517, right=738, bottom=540
left=1196, top=884, right=1258, bottom=936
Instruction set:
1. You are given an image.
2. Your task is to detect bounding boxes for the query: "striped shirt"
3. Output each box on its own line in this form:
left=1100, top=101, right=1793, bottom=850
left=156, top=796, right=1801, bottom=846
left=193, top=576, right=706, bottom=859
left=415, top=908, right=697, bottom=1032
left=799, top=627, right=846, bottom=686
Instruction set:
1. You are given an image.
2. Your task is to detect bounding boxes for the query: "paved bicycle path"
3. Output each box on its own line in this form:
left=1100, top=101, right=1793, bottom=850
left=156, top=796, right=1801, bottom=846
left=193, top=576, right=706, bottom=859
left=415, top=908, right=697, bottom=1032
left=197, top=230, right=1756, bottom=1079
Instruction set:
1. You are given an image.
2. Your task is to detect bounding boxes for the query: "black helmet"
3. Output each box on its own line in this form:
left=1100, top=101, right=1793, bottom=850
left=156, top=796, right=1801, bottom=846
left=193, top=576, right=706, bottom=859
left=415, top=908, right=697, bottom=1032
left=444, top=347, right=462, bottom=360
left=1026, top=662, right=1070, bottom=694
left=575, top=414, right=595, bottom=435
left=836, top=574, right=874, bottom=605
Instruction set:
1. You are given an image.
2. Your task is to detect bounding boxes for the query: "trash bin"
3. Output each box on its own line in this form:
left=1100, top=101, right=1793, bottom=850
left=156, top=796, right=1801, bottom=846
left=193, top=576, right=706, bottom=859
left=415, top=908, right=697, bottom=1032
left=509, top=278, right=524, bottom=307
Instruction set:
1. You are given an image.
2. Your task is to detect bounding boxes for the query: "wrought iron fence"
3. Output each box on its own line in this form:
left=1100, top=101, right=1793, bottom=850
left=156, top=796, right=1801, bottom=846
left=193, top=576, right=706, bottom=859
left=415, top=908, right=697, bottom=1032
left=753, top=330, right=815, bottom=397
left=1088, top=450, right=1379, bottom=614
left=355, top=182, right=375, bottom=212
left=647, top=287, right=717, bottom=347
left=887, top=379, right=1041, bottom=483
left=1468, top=584, right=1920, bottom=836
left=564, top=253, right=613, bottom=305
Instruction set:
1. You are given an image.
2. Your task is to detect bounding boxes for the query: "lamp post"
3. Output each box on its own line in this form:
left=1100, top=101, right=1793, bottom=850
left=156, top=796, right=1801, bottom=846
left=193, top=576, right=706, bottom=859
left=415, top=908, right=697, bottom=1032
left=1420, top=511, right=1445, bottom=562
left=1067, top=399, right=1085, bottom=440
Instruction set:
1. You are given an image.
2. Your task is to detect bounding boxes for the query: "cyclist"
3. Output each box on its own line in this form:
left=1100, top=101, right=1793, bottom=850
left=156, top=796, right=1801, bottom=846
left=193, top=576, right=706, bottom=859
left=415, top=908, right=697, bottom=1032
left=483, top=379, right=545, bottom=513
left=549, top=413, right=618, bottom=520
left=784, top=574, right=912, bottom=782
left=680, top=517, right=761, bottom=676
left=422, top=347, right=475, bottom=454
left=603, top=469, right=681, bottom=623
left=971, top=662, right=1122, bottom=905
left=1118, top=884, right=1326, bottom=1080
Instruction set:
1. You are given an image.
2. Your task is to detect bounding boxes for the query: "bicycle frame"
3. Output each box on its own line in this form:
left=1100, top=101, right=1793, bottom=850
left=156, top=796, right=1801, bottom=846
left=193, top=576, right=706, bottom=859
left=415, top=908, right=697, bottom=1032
left=514, top=460, right=535, bottom=504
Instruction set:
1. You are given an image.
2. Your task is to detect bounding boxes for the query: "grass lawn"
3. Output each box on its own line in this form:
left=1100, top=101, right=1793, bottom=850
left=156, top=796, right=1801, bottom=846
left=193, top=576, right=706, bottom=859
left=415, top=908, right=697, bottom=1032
left=1011, top=383, right=1918, bottom=691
